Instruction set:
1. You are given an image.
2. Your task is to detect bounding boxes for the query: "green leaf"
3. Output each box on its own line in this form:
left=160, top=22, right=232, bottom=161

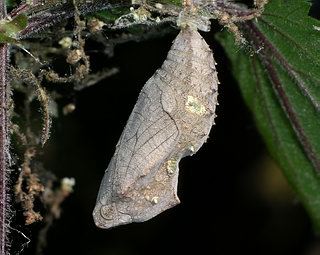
left=217, top=0, right=320, bottom=230
left=0, top=13, right=28, bottom=43
left=94, top=8, right=131, bottom=23
left=0, top=33, right=17, bottom=44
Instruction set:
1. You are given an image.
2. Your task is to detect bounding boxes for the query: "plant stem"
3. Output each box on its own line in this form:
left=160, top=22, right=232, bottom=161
left=0, top=45, right=9, bottom=255
left=18, top=0, right=132, bottom=39
left=0, top=0, right=9, bottom=253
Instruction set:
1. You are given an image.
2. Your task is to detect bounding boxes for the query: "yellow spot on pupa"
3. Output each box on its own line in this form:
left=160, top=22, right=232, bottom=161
left=151, top=196, right=159, bottom=205
left=145, top=195, right=160, bottom=205
left=185, top=95, right=206, bottom=116
left=166, top=159, right=177, bottom=175
left=189, top=145, right=195, bottom=153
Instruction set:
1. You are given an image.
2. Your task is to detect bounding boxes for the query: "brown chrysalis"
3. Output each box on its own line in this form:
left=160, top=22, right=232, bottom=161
left=93, top=22, right=219, bottom=229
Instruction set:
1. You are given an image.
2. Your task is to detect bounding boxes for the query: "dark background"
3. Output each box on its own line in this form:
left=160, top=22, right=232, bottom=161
left=15, top=1, right=320, bottom=254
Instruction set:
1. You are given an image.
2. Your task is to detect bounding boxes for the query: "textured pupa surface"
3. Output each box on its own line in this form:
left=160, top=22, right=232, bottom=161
left=93, top=25, right=219, bottom=229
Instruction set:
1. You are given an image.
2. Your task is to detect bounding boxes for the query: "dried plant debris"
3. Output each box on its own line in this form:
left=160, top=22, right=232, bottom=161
left=36, top=177, right=75, bottom=255
left=14, top=146, right=75, bottom=226
left=41, top=0, right=90, bottom=84
left=11, top=68, right=52, bottom=146
left=15, top=147, right=44, bottom=225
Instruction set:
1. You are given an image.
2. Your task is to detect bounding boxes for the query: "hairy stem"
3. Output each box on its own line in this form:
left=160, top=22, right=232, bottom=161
left=0, top=42, right=10, bottom=255
left=17, top=0, right=133, bottom=39
left=0, top=0, right=10, bottom=253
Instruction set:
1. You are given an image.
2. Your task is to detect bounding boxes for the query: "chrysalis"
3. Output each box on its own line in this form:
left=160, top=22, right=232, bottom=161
left=93, top=23, right=219, bottom=229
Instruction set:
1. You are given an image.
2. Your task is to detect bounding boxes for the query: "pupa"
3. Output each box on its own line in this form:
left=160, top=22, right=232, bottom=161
left=93, top=16, right=219, bottom=229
